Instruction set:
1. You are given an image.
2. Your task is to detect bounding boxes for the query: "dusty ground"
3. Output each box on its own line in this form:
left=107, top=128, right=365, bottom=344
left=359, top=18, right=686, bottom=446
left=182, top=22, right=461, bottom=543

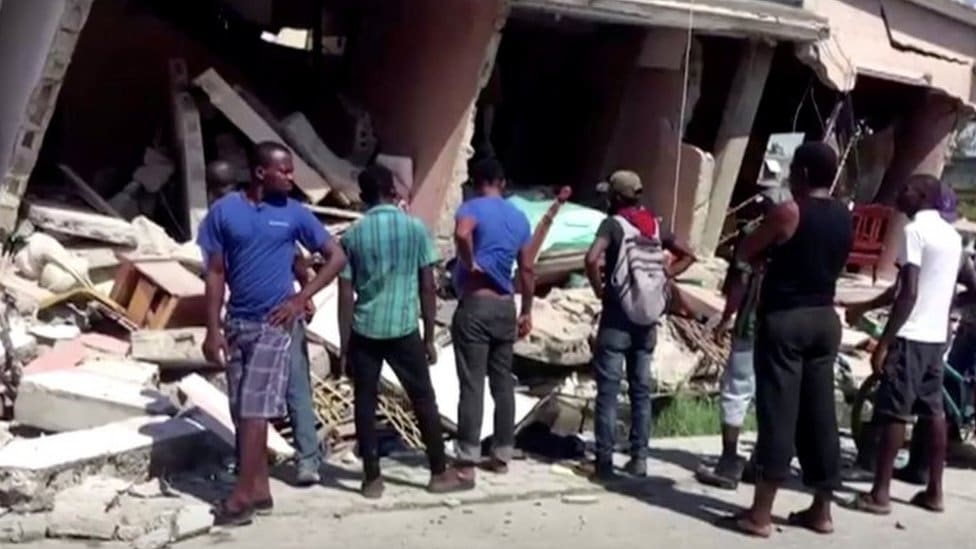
left=29, top=436, right=976, bottom=549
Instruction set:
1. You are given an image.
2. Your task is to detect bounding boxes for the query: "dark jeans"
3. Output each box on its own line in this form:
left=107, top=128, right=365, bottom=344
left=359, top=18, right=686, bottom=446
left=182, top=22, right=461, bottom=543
left=349, top=330, right=447, bottom=480
left=754, top=306, right=841, bottom=488
left=287, top=322, right=320, bottom=470
left=451, top=295, right=517, bottom=464
left=593, top=305, right=655, bottom=463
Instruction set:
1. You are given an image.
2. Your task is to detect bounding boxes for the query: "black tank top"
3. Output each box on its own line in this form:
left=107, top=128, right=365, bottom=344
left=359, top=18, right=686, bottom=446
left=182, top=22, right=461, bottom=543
left=759, top=197, right=853, bottom=315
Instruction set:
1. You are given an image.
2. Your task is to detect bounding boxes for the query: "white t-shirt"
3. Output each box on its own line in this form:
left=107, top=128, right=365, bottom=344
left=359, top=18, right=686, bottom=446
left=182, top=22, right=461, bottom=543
left=896, top=210, right=962, bottom=343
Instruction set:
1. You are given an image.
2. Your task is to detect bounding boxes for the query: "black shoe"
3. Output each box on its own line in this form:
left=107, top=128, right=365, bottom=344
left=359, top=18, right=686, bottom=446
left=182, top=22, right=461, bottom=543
left=212, top=500, right=254, bottom=527
left=894, top=466, right=929, bottom=486
left=740, top=456, right=757, bottom=485
left=624, top=458, right=647, bottom=478
left=589, top=461, right=618, bottom=484
left=696, top=456, right=744, bottom=490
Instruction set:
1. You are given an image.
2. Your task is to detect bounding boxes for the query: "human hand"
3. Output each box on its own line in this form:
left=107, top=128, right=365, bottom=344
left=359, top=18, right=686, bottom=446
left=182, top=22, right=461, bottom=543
left=268, top=295, right=306, bottom=327
left=424, top=337, right=438, bottom=366
left=517, top=313, right=533, bottom=339
left=304, top=299, right=316, bottom=322
left=202, top=330, right=229, bottom=367
left=870, top=341, right=889, bottom=375
left=708, top=316, right=732, bottom=342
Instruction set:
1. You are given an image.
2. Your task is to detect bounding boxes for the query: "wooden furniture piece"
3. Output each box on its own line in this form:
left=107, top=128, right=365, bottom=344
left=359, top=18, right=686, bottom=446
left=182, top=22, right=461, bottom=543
left=847, top=204, right=894, bottom=283
left=110, top=260, right=206, bottom=329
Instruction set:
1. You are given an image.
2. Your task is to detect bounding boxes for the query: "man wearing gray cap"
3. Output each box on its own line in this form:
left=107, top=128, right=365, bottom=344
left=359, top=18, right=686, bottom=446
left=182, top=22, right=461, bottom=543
left=584, top=170, right=696, bottom=480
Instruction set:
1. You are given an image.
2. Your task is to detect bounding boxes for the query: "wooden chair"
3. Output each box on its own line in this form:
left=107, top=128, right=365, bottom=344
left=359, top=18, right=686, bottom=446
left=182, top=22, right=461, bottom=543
left=847, top=204, right=894, bottom=284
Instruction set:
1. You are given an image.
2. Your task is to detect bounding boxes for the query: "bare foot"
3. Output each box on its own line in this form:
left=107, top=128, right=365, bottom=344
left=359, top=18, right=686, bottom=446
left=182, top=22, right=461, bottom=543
left=788, top=508, right=834, bottom=534
left=719, top=512, right=772, bottom=538
left=910, top=490, right=945, bottom=513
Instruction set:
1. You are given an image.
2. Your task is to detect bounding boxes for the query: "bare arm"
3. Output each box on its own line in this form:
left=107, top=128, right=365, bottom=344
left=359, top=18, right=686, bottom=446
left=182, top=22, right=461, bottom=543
left=293, top=253, right=312, bottom=288
left=736, top=202, right=799, bottom=266
left=420, top=266, right=437, bottom=346
left=585, top=235, right=609, bottom=300
left=205, top=255, right=226, bottom=335
left=878, top=265, right=919, bottom=348
left=296, top=238, right=346, bottom=303
left=718, top=271, right=748, bottom=326
left=663, top=237, right=697, bottom=279
left=454, top=217, right=478, bottom=271
left=516, top=244, right=536, bottom=321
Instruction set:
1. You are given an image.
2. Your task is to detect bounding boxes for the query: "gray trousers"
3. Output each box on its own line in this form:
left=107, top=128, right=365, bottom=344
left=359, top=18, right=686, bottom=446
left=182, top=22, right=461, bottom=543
left=719, top=338, right=756, bottom=428
left=451, top=295, right=517, bottom=464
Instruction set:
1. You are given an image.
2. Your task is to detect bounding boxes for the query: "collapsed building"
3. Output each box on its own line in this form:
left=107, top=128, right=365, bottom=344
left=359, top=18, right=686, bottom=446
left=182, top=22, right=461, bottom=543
left=0, top=0, right=973, bottom=544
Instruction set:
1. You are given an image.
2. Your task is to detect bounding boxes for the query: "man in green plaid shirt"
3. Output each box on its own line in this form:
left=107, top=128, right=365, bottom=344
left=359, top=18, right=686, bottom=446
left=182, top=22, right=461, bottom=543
left=338, top=165, right=469, bottom=499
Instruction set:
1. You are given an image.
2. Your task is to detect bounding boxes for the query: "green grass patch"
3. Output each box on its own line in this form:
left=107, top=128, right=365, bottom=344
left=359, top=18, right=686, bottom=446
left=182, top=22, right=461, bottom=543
left=653, top=393, right=756, bottom=438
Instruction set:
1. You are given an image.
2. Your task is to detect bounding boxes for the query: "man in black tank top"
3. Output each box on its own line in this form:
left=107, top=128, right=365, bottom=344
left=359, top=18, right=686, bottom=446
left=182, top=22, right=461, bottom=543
left=728, top=142, right=853, bottom=537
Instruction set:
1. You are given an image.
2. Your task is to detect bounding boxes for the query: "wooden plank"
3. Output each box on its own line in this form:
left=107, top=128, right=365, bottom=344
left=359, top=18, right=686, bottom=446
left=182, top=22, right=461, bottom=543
left=280, top=112, right=361, bottom=203
left=304, top=204, right=363, bottom=220
left=57, top=164, right=122, bottom=218
left=699, top=42, right=774, bottom=255
left=127, top=278, right=158, bottom=325
left=132, top=260, right=204, bottom=297
left=148, top=295, right=180, bottom=330
left=193, top=69, right=330, bottom=203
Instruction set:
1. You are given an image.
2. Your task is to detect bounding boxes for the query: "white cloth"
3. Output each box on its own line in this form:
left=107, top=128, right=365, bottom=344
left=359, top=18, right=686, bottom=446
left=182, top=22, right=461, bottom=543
left=896, top=210, right=962, bottom=343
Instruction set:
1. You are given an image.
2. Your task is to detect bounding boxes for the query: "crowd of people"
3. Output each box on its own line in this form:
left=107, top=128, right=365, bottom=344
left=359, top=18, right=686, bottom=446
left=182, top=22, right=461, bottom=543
left=196, top=139, right=973, bottom=538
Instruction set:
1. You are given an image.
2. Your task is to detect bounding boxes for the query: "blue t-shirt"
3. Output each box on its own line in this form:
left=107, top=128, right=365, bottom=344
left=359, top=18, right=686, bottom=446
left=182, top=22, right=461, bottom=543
left=453, top=196, right=531, bottom=295
left=197, top=192, right=330, bottom=320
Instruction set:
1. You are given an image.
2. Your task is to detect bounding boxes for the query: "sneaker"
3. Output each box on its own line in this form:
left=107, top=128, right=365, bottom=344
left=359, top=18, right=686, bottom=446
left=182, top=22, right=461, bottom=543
left=624, top=458, right=647, bottom=478
left=428, top=468, right=476, bottom=494
left=361, top=477, right=385, bottom=500
left=295, top=463, right=321, bottom=487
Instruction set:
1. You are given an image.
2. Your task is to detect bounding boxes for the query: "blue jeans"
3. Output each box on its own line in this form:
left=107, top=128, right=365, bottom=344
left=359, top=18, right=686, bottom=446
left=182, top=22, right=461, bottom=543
left=287, top=322, right=320, bottom=470
left=593, top=308, right=656, bottom=463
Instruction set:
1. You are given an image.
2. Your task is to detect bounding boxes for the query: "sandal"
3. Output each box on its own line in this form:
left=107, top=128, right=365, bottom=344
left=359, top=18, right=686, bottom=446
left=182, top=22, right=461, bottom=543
left=909, top=491, right=945, bottom=513
left=844, top=493, right=891, bottom=516
left=787, top=509, right=834, bottom=534
left=212, top=499, right=255, bottom=527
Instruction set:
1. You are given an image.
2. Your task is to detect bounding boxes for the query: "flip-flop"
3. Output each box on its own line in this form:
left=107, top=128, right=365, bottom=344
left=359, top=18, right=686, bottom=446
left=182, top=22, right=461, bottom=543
left=787, top=510, right=834, bottom=535
left=716, top=513, right=772, bottom=538
left=909, top=491, right=945, bottom=513
left=212, top=499, right=255, bottom=527
left=844, top=493, right=891, bottom=516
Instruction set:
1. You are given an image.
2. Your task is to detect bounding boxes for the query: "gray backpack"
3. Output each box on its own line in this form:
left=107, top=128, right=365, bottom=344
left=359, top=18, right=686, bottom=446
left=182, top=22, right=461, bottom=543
left=609, top=215, right=668, bottom=326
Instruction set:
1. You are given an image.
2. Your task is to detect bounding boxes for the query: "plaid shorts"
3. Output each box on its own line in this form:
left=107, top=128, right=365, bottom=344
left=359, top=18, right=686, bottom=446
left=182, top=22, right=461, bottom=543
left=225, top=319, right=293, bottom=420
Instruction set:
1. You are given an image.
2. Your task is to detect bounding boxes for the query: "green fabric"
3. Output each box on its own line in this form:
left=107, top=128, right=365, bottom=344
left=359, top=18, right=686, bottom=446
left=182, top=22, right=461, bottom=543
left=340, top=205, right=437, bottom=339
left=506, top=195, right=605, bottom=256
left=730, top=226, right=761, bottom=342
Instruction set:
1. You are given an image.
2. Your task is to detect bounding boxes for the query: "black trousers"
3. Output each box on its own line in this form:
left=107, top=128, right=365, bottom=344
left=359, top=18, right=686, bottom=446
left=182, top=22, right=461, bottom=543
left=754, top=306, right=841, bottom=489
left=349, top=330, right=446, bottom=480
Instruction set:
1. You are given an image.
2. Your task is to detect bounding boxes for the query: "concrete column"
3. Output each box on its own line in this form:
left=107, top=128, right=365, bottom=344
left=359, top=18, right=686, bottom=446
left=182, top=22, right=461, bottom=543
left=0, top=0, right=94, bottom=231
left=873, top=91, right=961, bottom=280
left=698, top=41, right=774, bottom=255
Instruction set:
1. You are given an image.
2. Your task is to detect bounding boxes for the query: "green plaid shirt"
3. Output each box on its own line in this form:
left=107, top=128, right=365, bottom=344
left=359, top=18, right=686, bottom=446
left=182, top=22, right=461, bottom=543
left=340, top=204, right=438, bottom=339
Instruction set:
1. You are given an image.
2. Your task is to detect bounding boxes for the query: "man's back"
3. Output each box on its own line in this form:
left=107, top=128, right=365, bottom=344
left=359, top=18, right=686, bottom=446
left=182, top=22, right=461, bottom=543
left=898, top=210, right=963, bottom=344
left=341, top=205, right=437, bottom=339
left=452, top=196, right=531, bottom=295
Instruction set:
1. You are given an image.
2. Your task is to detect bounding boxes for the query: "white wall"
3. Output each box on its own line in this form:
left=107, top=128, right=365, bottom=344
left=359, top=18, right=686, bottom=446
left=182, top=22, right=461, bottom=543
left=0, top=0, right=66, bottom=180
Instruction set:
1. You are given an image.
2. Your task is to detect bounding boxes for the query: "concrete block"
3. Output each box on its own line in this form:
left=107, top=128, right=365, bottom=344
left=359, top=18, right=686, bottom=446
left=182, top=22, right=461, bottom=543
left=133, top=527, right=171, bottom=549
left=0, top=416, right=206, bottom=511
left=15, top=369, right=176, bottom=432
left=279, top=112, right=361, bottom=201
left=27, top=203, right=138, bottom=246
left=76, top=359, right=158, bottom=386
left=178, top=373, right=294, bottom=458
left=130, top=328, right=211, bottom=370
left=171, top=503, right=211, bottom=540
left=0, top=512, right=48, bottom=544
left=47, top=476, right=129, bottom=540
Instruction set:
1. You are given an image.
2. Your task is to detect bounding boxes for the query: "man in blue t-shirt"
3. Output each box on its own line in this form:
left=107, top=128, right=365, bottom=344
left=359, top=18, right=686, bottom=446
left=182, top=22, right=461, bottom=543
left=198, top=142, right=346, bottom=526
left=452, top=158, right=534, bottom=485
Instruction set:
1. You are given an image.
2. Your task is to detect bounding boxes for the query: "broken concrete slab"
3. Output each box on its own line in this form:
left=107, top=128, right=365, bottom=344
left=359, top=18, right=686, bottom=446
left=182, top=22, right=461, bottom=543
left=1, top=272, right=55, bottom=314
left=0, top=415, right=206, bottom=512
left=16, top=369, right=176, bottom=432
left=130, top=328, right=211, bottom=369
left=171, top=502, right=211, bottom=540
left=170, top=59, right=208, bottom=240
left=133, top=527, right=171, bottom=549
left=76, top=359, right=158, bottom=387
left=0, top=511, right=47, bottom=544
left=193, top=69, right=330, bottom=203
left=46, top=475, right=129, bottom=540
left=279, top=112, right=361, bottom=202
left=178, top=373, right=294, bottom=458
left=27, top=203, right=138, bottom=246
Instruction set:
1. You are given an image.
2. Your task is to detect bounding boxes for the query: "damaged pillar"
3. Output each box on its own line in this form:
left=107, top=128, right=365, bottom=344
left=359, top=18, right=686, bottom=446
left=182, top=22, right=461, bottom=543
left=699, top=41, right=774, bottom=256
left=874, top=91, right=961, bottom=279
left=0, top=0, right=95, bottom=231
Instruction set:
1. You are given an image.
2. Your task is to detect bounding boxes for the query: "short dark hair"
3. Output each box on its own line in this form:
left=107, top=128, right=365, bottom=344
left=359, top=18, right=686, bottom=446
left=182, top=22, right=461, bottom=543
left=470, top=157, right=505, bottom=186
left=906, top=174, right=943, bottom=209
left=249, top=141, right=290, bottom=170
left=792, top=142, right=838, bottom=188
left=358, top=164, right=397, bottom=203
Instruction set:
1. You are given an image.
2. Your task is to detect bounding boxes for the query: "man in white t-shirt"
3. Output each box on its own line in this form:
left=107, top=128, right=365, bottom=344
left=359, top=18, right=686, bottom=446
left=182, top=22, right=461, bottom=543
left=842, top=175, right=965, bottom=515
